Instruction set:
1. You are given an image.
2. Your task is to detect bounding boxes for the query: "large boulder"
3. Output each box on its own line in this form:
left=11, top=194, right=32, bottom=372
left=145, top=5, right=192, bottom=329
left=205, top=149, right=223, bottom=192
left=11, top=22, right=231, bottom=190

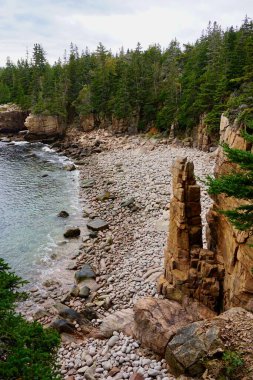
left=24, top=114, right=65, bottom=141
left=133, top=297, right=215, bottom=355
left=165, top=307, right=253, bottom=378
left=165, top=321, right=221, bottom=377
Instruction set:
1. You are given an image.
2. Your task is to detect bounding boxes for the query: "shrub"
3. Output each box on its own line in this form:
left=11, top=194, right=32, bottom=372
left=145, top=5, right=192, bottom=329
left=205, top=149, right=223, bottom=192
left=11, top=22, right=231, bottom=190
left=0, top=258, right=61, bottom=380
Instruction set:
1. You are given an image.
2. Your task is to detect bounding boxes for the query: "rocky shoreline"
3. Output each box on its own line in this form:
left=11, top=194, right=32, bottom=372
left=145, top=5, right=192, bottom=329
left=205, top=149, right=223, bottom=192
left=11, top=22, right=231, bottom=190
left=14, top=130, right=215, bottom=380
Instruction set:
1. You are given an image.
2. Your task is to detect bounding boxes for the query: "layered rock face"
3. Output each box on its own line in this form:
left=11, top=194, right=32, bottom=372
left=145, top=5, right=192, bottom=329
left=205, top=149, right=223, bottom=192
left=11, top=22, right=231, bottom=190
left=207, top=114, right=253, bottom=311
left=158, top=157, right=220, bottom=311
left=193, top=114, right=218, bottom=152
left=0, top=104, right=28, bottom=133
left=79, top=114, right=138, bottom=135
left=159, top=114, right=253, bottom=313
left=24, top=114, right=64, bottom=141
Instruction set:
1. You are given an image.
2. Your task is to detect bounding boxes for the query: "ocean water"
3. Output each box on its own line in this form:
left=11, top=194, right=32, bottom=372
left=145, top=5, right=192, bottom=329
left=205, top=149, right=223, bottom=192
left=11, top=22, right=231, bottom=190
left=0, top=141, right=82, bottom=280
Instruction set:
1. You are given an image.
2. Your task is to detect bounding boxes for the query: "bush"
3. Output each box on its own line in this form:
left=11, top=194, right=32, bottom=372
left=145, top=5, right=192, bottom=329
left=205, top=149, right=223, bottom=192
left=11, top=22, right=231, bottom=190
left=0, top=258, right=61, bottom=380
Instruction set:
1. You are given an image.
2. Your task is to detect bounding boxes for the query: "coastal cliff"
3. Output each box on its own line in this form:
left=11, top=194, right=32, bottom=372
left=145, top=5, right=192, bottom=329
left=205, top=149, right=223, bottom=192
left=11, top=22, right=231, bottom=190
left=24, top=114, right=65, bottom=141
left=0, top=104, right=28, bottom=134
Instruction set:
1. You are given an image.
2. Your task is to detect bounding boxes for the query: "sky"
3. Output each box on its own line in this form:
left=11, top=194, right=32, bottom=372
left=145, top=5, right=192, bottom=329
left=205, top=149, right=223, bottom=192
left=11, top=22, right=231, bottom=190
left=0, top=0, right=252, bottom=65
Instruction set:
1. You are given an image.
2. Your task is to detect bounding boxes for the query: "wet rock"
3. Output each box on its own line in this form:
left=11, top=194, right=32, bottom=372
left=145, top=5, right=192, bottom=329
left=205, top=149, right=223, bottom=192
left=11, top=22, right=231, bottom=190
left=58, top=210, right=69, bottom=218
left=75, top=264, right=96, bottom=283
left=64, top=163, right=76, bottom=171
left=55, top=303, right=83, bottom=323
left=87, top=218, right=109, bottom=231
left=51, top=318, right=76, bottom=334
left=63, top=227, right=80, bottom=238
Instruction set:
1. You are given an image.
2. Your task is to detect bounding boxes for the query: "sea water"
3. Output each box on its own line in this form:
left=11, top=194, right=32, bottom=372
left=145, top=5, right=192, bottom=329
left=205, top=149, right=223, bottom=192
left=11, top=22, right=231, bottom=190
left=0, top=141, right=82, bottom=280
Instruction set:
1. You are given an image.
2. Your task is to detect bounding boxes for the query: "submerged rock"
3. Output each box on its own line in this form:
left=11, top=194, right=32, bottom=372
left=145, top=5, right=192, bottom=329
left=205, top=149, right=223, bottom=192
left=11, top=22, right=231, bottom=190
left=58, top=210, right=69, bottom=218
left=64, top=163, right=76, bottom=171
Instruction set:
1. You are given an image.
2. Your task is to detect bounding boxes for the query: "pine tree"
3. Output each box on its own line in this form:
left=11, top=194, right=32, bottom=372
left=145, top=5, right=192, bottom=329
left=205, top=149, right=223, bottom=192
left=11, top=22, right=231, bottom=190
left=207, top=121, right=253, bottom=231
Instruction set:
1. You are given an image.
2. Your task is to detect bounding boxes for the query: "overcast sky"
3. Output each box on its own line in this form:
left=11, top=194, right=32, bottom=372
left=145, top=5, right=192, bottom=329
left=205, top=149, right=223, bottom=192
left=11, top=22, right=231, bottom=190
left=0, top=0, right=252, bottom=65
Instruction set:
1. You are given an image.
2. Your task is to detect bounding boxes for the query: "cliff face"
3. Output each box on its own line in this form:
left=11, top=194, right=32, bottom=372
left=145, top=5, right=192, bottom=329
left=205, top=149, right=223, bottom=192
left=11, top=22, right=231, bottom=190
left=206, top=114, right=253, bottom=311
left=159, top=114, right=253, bottom=313
left=24, top=114, right=65, bottom=141
left=79, top=114, right=139, bottom=135
left=0, top=104, right=28, bottom=133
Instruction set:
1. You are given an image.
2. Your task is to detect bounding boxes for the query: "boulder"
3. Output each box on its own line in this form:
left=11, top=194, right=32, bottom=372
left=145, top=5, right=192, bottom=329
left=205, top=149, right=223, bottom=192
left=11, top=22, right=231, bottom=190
left=24, top=114, right=64, bottom=141
left=99, top=308, right=134, bottom=338
left=58, top=210, right=69, bottom=218
left=64, top=227, right=80, bottom=238
left=165, top=307, right=253, bottom=378
left=51, top=318, right=76, bottom=334
left=79, top=285, right=90, bottom=298
left=87, top=218, right=109, bottom=231
left=64, top=164, right=76, bottom=171
left=133, top=297, right=196, bottom=354
left=54, top=303, right=83, bottom=323
left=165, top=321, right=221, bottom=376
left=75, top=264, right=96, bottom=283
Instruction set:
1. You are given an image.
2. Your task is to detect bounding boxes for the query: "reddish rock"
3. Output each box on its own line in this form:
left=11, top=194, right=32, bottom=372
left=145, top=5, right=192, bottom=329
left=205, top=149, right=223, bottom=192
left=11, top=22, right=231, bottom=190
left=133, top=297, right=214, bottom=355
left=129, top=373, right=145, bottom=380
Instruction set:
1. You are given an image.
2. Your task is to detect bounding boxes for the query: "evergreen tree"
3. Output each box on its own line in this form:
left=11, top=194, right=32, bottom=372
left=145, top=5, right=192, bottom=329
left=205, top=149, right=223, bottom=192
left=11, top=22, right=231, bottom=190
left=207, top=120, right=253, bottom=231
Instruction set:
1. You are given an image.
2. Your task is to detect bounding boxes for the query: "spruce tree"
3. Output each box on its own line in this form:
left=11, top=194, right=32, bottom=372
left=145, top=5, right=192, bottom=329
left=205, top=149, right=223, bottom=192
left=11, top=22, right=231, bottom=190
left=207, top=121, right=253, bottom=231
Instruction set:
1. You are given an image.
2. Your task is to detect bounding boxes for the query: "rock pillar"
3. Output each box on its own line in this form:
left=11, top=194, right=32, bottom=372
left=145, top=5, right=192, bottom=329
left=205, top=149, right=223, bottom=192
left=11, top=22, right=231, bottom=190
left=158, top=157, right=220, bottom=311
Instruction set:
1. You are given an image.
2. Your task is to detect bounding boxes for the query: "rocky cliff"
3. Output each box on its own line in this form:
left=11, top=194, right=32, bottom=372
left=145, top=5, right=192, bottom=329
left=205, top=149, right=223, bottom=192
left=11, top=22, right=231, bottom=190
left=207, top=114, right=253, bottom=311
left=0, top=104, right=28, bottom=134
left=79, top=114, right=139, bottom=135
left=24, top=114, right=65, bottom=141
left=159, top=114, right=253, bottom=313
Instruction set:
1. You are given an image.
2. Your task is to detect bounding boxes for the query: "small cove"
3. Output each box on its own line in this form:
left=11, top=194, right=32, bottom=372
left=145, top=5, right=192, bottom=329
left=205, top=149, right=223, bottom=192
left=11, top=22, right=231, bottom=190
left=0, top=140, right=84, bottom=281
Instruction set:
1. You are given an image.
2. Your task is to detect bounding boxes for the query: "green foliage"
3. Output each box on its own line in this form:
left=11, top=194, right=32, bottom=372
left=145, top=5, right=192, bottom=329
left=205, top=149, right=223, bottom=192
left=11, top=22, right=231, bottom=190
left=0, top=19, right=252, bottom=132
left=222, top=350, right=244, bottom=378
left=207, top=118, right=253, bottom=231
left=0, top=258, right=61, bottom=380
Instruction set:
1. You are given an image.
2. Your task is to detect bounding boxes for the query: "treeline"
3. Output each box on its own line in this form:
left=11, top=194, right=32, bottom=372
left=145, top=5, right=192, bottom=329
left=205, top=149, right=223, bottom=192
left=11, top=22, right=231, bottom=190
left=0, top=17, right=252, bottom=134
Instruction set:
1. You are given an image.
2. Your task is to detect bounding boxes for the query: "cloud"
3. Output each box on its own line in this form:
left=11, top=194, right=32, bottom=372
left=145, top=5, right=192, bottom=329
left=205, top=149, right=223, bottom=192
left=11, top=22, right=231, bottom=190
left=0, top=0, right=252, bottom=65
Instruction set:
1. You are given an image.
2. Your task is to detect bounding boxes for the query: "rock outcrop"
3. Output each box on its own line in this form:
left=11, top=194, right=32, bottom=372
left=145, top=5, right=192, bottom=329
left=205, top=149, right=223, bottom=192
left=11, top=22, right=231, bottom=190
left=133, top=297, right=215, bottom=355
left=159, top=113, right=253, bottom=313
left=24, top=114, right=64, bottom=141
left=158, top=157, right=220, bottom=311
left=0, top=104, right=28, bottom=134
left=79, top=114, right=138, bottom=135
left=206, top=114, right=253, bottom=311
left=165, top=307, right=253, bottom=378
left=193, top=114, right=218, bottom=152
